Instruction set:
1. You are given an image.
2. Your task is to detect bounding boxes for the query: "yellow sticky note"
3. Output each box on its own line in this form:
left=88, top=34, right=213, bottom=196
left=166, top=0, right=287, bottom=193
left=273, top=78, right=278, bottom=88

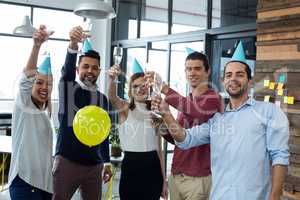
left=288, top=97, right=295, bottom=105
left=283, top=96, right=288, bottom=104
left=269, top=82, right=275, bottom=90
left=277, top=89, right=283, bottom=96
left=264, top=80, right=270, bottom=87
left=264, top=96, right=270, bottom=102
left=277, top=83, right=284, bottom=90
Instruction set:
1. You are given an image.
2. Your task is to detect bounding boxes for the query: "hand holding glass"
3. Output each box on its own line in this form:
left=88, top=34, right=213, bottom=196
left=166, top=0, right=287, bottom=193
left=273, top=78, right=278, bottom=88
left=112, top=46, right=123, bottom=83
left=151, top=73, right=163, bottom=118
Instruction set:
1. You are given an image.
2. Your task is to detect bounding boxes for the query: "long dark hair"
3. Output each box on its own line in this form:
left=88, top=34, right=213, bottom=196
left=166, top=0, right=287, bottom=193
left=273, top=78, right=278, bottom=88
left=128, top=72, right=151, bottom=110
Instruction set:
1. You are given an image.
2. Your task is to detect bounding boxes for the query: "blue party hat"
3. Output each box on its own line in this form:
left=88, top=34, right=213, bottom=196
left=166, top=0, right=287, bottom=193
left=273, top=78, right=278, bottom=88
left=231, top=41, right=247, bottom=63
left=37, top=54, right=52, bottom=75
left=82, top=39, right=93, bottom=53
left=185, top=47, right=195, bottom=55
left=132, top=58, right=144, bottom=74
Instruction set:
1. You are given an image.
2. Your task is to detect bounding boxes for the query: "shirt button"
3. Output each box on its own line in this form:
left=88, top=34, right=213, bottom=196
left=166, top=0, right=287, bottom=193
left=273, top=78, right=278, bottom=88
left=31, top=189, right=35, bottom=192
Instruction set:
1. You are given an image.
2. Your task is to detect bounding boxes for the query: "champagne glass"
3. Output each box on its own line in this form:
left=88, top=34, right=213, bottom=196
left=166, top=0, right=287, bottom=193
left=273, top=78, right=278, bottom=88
left=144, top=62, right=152, bottom=100
left=113, top=46, right=123, bottom=65
left=151, top=72, right=163, bottom=118
left=82, top=20, right=92, bottom=38
left=112, top=46, right=123, bottom=83
left=42, top=26, right=54, bottom=55
left=78, top=20, right=93, bottom=54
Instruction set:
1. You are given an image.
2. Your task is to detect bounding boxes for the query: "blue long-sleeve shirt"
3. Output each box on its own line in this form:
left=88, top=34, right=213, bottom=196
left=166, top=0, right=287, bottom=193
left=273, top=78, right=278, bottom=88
left=176, top=98, right=289, bottom=200
left=55, top=51, right=112, bottom=165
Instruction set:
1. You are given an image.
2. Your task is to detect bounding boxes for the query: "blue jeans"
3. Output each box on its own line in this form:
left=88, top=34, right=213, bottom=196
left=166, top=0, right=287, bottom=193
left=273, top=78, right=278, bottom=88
left=9, top=176, right=52, bottom=200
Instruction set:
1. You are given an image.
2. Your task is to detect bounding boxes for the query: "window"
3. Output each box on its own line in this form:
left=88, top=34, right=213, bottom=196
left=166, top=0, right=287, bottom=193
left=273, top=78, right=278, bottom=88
left=33, top=8, right=83, bottom=39
left=0, top=2, right=83, bottom=107
left=117, top=1, right=139, bottom=40
left=172, top=0, right=207, bottom=34
left=148, top=49, right=168, bottom=82
left=0, top=3, right=31, bottom=34
left=140, top=0, right=168, bottom=37
left=0, top=36, right=31, bottom=99
left=140, top=20, right=168, bottom=37
left=212, top=0, right=257, bottom=28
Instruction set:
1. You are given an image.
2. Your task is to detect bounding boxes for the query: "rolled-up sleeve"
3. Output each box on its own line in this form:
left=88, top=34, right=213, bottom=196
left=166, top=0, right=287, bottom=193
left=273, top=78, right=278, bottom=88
left=175, top=119, right=211, bottom=149
left=266, top=106, right=289, bottom=166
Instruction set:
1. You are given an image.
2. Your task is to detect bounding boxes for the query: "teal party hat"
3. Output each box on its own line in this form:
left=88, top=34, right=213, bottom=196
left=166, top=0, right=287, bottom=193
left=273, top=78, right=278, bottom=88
left=37, top=54, right=52, bottom=75
left=132, top=58, right=144, bottom=74
left=82, top=39, right=93, bottom=53
left=185, top=47, right=195, bottom=55
left=231, top=41, right=247, bottom=63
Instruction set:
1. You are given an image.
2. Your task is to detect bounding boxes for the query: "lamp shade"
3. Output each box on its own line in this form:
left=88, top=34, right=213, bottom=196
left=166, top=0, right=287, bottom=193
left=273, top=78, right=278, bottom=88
left=74, top=0, right=116, bottom=19
left=13, top=15, right=36, bottom=36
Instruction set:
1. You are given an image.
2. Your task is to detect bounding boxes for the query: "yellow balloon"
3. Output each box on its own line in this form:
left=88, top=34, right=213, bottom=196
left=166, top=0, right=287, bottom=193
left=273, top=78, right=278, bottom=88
left=73, top=105, right=111, bottom=147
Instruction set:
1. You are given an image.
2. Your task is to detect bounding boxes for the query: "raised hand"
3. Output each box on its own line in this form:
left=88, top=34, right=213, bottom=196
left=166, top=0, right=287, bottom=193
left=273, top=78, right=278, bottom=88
left=33, top=25, right=53, bottom=47
left=108, top=65, right=121, bottom=81
left=69, top=26, right=85, bottom=50
left=144, top=71, right=155, bottom=86
left=151, top=95, right=170, bottom=116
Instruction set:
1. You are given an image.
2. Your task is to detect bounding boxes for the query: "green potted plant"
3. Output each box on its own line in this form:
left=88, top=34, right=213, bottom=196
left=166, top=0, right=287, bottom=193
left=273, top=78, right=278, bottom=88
left=109, top=125, right=122, bottom=157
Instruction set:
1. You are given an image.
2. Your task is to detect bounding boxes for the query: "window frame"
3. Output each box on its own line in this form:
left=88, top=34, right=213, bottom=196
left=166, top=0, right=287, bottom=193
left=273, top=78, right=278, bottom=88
left=0, top=1, right=83, bottom=101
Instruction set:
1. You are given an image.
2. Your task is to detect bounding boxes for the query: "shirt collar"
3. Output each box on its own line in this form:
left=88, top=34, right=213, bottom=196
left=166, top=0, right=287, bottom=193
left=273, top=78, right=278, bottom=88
left=225, top=97, right=255, bottom=112
left=76, top=79, right=98, bottom=92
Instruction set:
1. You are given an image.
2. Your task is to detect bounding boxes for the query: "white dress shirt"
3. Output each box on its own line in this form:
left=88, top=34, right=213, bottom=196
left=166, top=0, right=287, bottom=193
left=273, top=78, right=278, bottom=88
left=119, top=102, right=158, bottom=152
left=8, top=72, right=53, bottom=193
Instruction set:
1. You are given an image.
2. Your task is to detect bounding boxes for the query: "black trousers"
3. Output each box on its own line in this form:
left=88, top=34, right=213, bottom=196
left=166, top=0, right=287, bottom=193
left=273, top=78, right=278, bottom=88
left=9, top=176, right=52, bottom=200
left=119, top=151, right=163, bottom=200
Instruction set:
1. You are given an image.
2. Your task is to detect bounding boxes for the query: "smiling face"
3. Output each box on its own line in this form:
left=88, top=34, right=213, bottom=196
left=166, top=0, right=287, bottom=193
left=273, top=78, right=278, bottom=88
left=31, top=73, right=53, bottom=105
left=77, top=56, right=100, bottom=86
left=130, top=76, right=148, bottom=102
left=185, top=59, right=209, bottom=89
left=223, top=62, right=251, bottom=99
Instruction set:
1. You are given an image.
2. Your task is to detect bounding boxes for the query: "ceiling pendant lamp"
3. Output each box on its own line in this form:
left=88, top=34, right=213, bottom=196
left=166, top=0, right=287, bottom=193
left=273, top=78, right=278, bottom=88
left=13, top=15, right=36, bottom=36
left=74, top=0, right=116, bottom=20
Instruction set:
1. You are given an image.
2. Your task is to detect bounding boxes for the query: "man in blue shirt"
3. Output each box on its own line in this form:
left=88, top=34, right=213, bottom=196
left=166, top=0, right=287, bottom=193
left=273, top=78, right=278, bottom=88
left=152, top=42, right=289, bottom=200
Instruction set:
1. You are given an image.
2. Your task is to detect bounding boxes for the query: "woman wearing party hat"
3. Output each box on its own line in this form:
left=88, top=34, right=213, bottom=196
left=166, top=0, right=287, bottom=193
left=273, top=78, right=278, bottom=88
left=108, top=61, right=167, bottom=200
left=8, top=25, right=54, bottom=200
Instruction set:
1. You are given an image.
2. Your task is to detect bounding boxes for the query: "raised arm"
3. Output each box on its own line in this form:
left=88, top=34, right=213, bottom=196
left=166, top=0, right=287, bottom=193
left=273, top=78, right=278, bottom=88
left=152, top=96, right=211, bottom=148
left=145, top=72, right=220, bottom=118
left=17, top=25, right=51, bottom=105
left=61, top=26, right=83, bottom=81
left=25, top=25, right=51, bottom=77
left=108, top=65, right=129, bottom=123
left=164, top=86, right=221, bottom=119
